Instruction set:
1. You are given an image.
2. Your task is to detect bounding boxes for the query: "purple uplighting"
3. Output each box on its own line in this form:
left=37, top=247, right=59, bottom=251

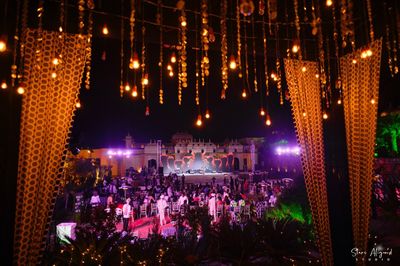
left=275, top=146, right=300, bottom=156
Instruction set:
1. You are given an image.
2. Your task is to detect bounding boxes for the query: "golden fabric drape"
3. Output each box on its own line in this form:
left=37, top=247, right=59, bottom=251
left=13, top=29, right=88, bottom=265
left=284, top=59, right=333, bottom=266
left=341, top=39, right=382, bottom=264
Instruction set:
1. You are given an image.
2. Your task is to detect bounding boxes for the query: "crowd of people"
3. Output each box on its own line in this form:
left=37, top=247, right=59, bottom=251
left=84, top=171, right=292, bottom=233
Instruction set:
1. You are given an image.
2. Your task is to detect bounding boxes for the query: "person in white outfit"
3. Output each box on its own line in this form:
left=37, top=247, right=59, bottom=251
left=208, top=193, right=217, bottom=222
left=157, top=195, right=167, bottom=226
left=90, top=191, right=101, bottom=207
left=177, top=192, right=188, bottom=209
left=122, top=198, right=132, bottom=232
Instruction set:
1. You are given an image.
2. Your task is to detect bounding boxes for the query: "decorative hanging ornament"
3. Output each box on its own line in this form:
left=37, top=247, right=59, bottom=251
left=240, top=0, right=255, bottom=16
left=145, top=106, right=150, bottom=116
left=229, top=55, right=237, bottom=70
left=196, top=115, right=203, bottom=126
left=258, top=0, right=265, bottom=15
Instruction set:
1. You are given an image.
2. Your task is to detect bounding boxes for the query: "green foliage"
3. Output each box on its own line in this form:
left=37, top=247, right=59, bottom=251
left=376, top=113, right=400, bottom=157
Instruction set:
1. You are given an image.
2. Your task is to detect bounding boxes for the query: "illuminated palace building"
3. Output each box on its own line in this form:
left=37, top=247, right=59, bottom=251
left=77, top=132, right=302, bottom=177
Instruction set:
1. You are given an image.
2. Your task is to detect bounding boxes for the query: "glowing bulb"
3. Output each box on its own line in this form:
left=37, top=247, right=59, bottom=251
left=229, top=55, right=237, bottom=70
left=326, top=0, right=333, bottom=7
left=292, top=44, right=300, bottom=53
left=302, top=112, right=307, bottom=117
left=205, top=110, right=210, bottom=119
left=102, top=25, right=109, bottom=35
left=352, top=59, right=357, bottom=64
left=301, top=66, right=307, bottom=72
left=266, top=116, right=271, bottom=126
left=124, top=84, right=131, bottom=91
left=132, top=86, right=138, bottom=97
left=169, top=71, right=174, bottom=77
left=0, top=40, right=6, bottom=52
left=75, top=102, right=81, bottom=108
left=315, top=74, right=320, bottom=78
left=242, top=90, right=247, bottom=98
left=366, top=49, right=372, bottom=57
left=130, top=52, right=140, bottom=69
left=51, top=72, right=57, bottom=78
left=260, top=109, right=265, bottom=116
left=181, top=20, right=187, bottom=27
left=270, top=73, right=276, bottom=79
left=170, top=52, right=177, bottom=63
left=361, top=51, right=369, bottom=59
left=337, top=99, right=342, bottom=105
left=370, top=98, right=375, bottom=104
left=323, top=113, right=328, bottom=120
left=196, top=115, right=203, bottom=126
left=1, top=81, right=7, bottom=89
left=167, top=64, right=172, bottom=71
left=17, top=86, right=25, bottom=94
left=52, top=58, right=59, bottom=65
left=142, top=74, right=149, bottom=86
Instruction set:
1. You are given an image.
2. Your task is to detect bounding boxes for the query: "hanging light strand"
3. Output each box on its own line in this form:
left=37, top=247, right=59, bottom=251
left=78, top=0, right=85, bottom=34
left=85, top=1, right=94, bottom=90
left=195, top=12, right=200, bottom=106
left=243, top=18, right=250, bottom=93
left=236, top=0, right=243, bottom=78
left=366, top=0, right=374, bottom=41
left=141, top=25, right=146, bottom=100
left=331, top=0, right=342, bottom=90
left=201, top=0, right=210, bottom=87
left=220, top=0, right=228, bottom=99
left=179, top=1, right=188, bottom=90
left=262, top=12, right=269, bottom=96
left=158, top=0, right=163, bottom=104
left=293, top=0, right=302, bottom=60
left=251, top=16, right=258, bottom=93
left=120, top=0, right=125, bottom=97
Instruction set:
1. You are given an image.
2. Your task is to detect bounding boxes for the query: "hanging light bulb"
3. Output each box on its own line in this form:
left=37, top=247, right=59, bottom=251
left=142, top=74, right=149, bottom=86
left=169, top=71, right=174, bottom=77
left=265, top=115, right=271, bottom=126
left=167, top=64, right=172, bottom=71
left=323, top=112, right=328, bottom=120
left=75, top=101, right=81, bottom=108
left=132, top=85, right=138, bottom=97
left=370, top=98, right=375, bottom=104
left=17, top=85, right=25, bottom=95
left=102, top=24, right=109, bottom=35
left=242, top=90, right=247, bottom=98
left=361, top=51, right=368, bottom=59
left=315, top=74, right=320, bottom=78
left=292, top=42, right=300, bottom=53
left=260, top=108, right=266, bottom=116
left=0, top=39, right=6, bottom=52
left=205, top=110, right=211, bottom=119
left=302, top=111, right=307, bottom=117
left=51, top=72, right=57, bottom=78
left=326, top=0, right=333, bottom=7
left=124, top=83, right=131, bottom=91
left=145, top=106, right=150, bottom=116
left=366, top=49, right=372, bottom=57
left=229, top=55, right=237, bottom=70
left=130, top=52, right=140, bottom=69
left=301, top=66, right=307, bottom=72
left=170, top=52, right=177, bottom=63
left=352, top=59, right=357, bottom=64
left=180, top=19, right=187, bottom=27
left=196, top=115, right=203, bottom=127
left=1, top=81, right=7, bottom=89
left=337, top=99, right=342, bottom=105
left=52, top=58, right=60, bottom=65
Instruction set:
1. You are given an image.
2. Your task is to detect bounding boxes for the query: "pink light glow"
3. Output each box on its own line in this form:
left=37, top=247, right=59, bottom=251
left=107, top=149, right=133, bottom=157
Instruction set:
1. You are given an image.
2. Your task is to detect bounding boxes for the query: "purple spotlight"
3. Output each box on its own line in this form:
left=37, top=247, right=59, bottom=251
left=275, top=146, right=300, bottom=156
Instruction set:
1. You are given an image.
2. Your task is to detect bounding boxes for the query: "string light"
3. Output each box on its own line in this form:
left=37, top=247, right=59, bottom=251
left=242, top=90, right=247, bottom=98
left=265, top=115, right=271, bottom=126
left=75, top=101, right=81, bottom=108
left=301, top=66, right=307, bottom=72
left=292, top=43, right=300, bottom=53
left=229, top=55, right=237, bottom=70
left=132, top=85, right=138, bottom=97
left=1, top=81, right=8, bottom=89
left=51, top=72, right=57, bottom=78
left=205, top=110, right=211, bottom=119
left=102, top=25, right=109, bottom=35
left=170, top=52, right=177, bottom=63
left=220, top=0, right=228, bottom=98
left=168, top=71, right=174, bottom=77
left=326, top=0, right=333, bottom=7
left=124, top=83, right=131, bottom=91
left=260, top=108, right=265, bottom=116
left=130, top=52, right=140, bottom=70
left=323, top=112, right=328, bottom=119
left=142, top=74, right=149, bottom=86
left=196, top=115, right=203, bottom=126
left=0, top=40, right=6, bottom=52
left=17, top=86, right=25, bottom=95
left=352, top=59, right=357, bottom=64
left=337, top=99, right=342, bottom=105
left=52, top=58, right=60, bottom=65
left=370, top=98, right=375, bottom=104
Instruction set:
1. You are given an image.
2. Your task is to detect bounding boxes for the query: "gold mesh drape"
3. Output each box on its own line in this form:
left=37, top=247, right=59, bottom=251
left=341, top=39, right=382, bottom=261
left=13, top=29, right=88, bottom=265
left=284, top=59, right=333, bottom=266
